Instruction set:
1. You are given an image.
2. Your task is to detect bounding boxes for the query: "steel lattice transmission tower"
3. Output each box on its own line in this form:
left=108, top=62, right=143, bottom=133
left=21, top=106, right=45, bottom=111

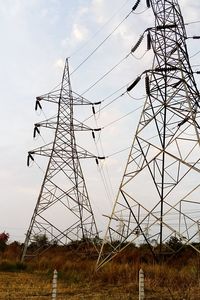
left=22, top=58, right=100, bottom=261
left=97, top=0, right=200, bottom=269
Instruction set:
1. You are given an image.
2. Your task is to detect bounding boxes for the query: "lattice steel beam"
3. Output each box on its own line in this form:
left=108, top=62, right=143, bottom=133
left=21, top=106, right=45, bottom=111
left=97, top=0, right=200, bottom=269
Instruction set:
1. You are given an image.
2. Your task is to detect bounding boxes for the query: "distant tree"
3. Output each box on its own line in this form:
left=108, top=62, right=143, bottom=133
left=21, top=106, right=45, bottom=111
left=32, top=234, right=49, bottom=248
left=0, top=232, right=9, bottom=253
left=166, top=236, right=183, bottom=251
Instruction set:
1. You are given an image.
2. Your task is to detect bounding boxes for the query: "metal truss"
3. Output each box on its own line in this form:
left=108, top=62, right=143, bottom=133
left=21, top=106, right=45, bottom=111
left=97, top=0, right=200, bottom=269
left=22, top=59, right=100, bottom=261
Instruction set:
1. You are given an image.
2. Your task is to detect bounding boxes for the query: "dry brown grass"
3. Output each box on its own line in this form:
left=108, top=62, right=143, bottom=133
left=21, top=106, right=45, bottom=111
left=0, top=262, right=200, bottom=299
left=1, top=243, right=200, bottom=299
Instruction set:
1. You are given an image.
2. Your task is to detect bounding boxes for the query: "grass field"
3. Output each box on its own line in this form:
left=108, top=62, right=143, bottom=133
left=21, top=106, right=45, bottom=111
left=0, top=269, right=190, bottom=300
left=1, top=242, right=200, bottom=299
left=0, top=263, right=200, bottom=299
left=0, top=271, right=140, bottom=300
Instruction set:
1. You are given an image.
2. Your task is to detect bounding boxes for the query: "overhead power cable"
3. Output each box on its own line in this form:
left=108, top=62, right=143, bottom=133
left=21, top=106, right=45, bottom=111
left=185, top=20, right=200, bottom=25
left=83, top=78, right=144, bottom=123
left=108, top=146, right=131, bottom=158
left=190, top=49, right=200, bottom=59
left=70, top=9, right=133, bottom=76
left=92, top=110, right=115, bottom=204
left=83, top=93, right=125, bottom=123
left=44, top=2, right=150, bottom=94
left=69, top=0, right=132, bottom=58
left=81, top=28, right=150, bottom=96
left=81, top=53, right=131, bottom=95
left=134, top=8, right=149, bottom=15
left=103, top=104, right=143, bottom=129
left=42, top=17, right=200, bottom=96
left=100, top=79, right=140, bottom=102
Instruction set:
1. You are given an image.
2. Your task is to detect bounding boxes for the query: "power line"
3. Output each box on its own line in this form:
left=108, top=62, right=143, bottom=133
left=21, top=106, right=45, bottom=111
left=81, top=53, right=131, bottom=95
left=70, top=10, right=133, bottom=76
left=69, top=0, right=132, bottom=58
left=185, top=20, right=200, bottom=25
left=108, top=146, right=131, bottom=158
left=82, top=78, right=143, bottom=124
left=103, top=104, right=143, bottom=129
left=83, top=92, right=125, bottom=123
left=190, top=49, right=200, bottom=59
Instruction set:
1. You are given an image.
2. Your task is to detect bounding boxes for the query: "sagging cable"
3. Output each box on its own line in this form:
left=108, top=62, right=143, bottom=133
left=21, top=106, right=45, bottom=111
left=132, top=0, right=141, bottom=11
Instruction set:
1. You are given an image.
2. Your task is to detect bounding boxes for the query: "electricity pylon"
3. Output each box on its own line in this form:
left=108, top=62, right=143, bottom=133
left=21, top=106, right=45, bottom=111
left=97, top=0, right=200, bottom=269
left=22, top=58, right=100, bottom=261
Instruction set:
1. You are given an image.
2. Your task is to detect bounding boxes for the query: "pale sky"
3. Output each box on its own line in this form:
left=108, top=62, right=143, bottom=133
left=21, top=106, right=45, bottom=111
left=0, top=0, right=199, bottom=242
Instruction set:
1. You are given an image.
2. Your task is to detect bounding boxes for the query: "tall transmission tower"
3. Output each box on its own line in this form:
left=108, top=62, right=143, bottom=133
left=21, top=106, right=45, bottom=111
left=97, top=0, right=200, bottom=269
left=22, top=58, right=100, bottom=261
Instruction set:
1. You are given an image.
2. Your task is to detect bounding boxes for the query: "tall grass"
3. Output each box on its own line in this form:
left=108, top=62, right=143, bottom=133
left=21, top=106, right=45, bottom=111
left=0, top=242, right=200, bottom=299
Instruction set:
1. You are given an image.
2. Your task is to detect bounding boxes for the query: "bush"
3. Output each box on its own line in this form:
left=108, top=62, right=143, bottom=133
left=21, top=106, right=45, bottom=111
left=0, top=232, right=9, bottom=253
left=0, top=260, right=27, bottom=272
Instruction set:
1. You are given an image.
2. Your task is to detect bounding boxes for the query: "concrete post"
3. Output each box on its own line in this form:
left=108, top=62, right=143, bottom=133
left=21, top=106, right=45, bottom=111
left=52, top=269, right=58, bottom=300
left=139, top=268, right=144, bottom=300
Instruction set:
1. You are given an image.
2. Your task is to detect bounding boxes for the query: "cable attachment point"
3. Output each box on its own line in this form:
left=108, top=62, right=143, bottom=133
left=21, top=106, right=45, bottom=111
left=146, top=0, right=150, bottom=8
left=92, top=128, right=101, bottom=140
left=95, top=156, right=106, bottom=165
left=154, top=67, right=178, bottom=72
left=27, top=152, right=34, bottom=167
left=131, top=34, right=144, bottom=54
left=145, top=74, right=150, bottom=96
left=33, top=124, right=40, bottom=138
left=132, top=0, right=141, bottom=11
left=172, top=79, right=183, bottom=88
left=92, top=106, right=95, bottom=115
left=35, top=97, right=42, bottom=111
left=127, top=76, right=141, bottom=92
left=156, top=24, right=177, bottom=30
left=92, top=131, right=95, bottom=140
left=178, top=116, right=190, bottom=128
left=147, top=31, right=151, bottom=50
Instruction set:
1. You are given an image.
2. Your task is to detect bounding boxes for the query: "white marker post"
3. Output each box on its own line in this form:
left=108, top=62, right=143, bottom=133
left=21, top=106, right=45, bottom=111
left=139, top=268, right=144, bottom=300
left=52, top=269, right=58, bottom=300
